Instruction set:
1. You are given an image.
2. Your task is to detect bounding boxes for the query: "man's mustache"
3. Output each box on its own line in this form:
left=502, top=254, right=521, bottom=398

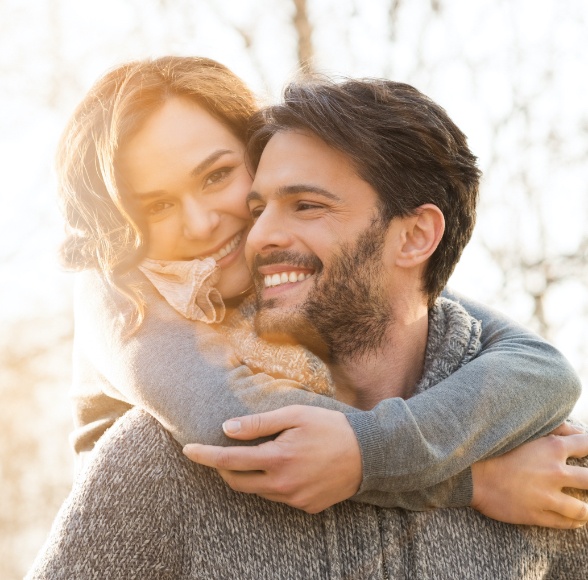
left=251, top=251, right=323, bottom=275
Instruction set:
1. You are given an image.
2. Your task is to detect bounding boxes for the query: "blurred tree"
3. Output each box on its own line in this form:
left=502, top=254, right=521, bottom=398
left=293, top=0, right=315, bottom=71
left=0, top=315, right=74, bottom=578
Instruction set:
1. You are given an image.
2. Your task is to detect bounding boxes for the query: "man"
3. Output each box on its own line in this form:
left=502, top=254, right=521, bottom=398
left=28, top=79, right=588, bottom=579
left=184, top=79, right=588, bottom=521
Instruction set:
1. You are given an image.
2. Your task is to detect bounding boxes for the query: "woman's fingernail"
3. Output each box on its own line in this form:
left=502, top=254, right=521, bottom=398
left=223, top=420, right=241, bottom=435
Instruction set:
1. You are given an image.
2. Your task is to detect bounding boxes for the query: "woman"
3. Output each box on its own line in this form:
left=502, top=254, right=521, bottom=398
left=58, top=56, right=582, bottom=516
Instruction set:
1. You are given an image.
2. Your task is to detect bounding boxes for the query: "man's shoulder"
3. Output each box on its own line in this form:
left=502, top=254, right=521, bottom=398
left=415, top=297, right=482, bottom=394
left=78, top=408, right=196, bottom=502
left=27, top=410, right=196, bottom=578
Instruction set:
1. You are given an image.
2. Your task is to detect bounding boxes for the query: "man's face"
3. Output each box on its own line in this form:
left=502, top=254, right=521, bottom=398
left=246, top=130, right=394, bottom=360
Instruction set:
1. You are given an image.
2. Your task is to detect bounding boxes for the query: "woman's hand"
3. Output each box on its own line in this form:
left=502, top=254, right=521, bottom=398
left=471, top=423, right=588, bottom=528
left=183, top=405, right=363, bottom=514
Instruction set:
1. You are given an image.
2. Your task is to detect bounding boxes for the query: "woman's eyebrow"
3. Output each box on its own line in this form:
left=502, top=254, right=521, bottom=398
left=131, top=189, right=166, bottom=200
left=190, top=149, right=234, bottom=177
left=131, top=149, right=236, bottom=199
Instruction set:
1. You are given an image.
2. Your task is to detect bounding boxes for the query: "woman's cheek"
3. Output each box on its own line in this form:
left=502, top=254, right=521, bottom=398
left=146, top=220, right=177, bottom=260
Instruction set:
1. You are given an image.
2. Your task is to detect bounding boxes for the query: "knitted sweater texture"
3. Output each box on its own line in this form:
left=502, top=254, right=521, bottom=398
left=28, top=410, right=588, bottom=579
left=28, top=299, right=588, bottom=579
left=69, top=269, right=580, bottom=509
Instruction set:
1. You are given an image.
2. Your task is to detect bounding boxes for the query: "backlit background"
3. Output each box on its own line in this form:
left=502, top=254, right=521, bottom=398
left=1, top=1, right=587, bottom=577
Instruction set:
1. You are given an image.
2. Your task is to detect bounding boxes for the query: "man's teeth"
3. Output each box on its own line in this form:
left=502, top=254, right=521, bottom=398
left=264, top=272, right=311, bottom=288
left=207, top=233, right=242, bottom=261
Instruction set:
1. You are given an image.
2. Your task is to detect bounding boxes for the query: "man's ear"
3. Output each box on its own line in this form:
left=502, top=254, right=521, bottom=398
left=395, top=204, right=445, bottom=268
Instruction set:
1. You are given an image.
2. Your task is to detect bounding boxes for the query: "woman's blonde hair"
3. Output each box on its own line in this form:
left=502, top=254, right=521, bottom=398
left=57, top=56, right=257, bottom=324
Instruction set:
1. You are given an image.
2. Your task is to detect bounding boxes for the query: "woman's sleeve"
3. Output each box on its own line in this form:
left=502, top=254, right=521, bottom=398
left=72, top=270, right=355, bottom=451
left=346, top=288, right=581, bottom=506
left=74, top=272, right=580, bottom=509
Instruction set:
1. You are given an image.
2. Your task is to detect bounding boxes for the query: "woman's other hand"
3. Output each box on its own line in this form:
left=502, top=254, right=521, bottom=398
left=471, top=423, right=588, bottom=528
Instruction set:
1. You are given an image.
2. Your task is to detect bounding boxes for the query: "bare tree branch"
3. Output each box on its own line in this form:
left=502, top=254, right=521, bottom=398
left=292, top=0, right=315, bottom=72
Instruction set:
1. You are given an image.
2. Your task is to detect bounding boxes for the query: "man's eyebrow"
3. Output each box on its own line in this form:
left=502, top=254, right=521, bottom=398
left=246, top=184, right=341, bottom=205
left=245, top=190, right=263, bottom=205
left=130, top=149, right=235, bottom=200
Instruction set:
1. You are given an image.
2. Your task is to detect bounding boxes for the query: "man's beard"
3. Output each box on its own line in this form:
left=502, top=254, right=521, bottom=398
left=252, top=220, right=392, bottom=363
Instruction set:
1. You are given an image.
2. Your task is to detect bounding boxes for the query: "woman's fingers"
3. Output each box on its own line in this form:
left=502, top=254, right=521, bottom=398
left=559, top=433, right=588, bottom=459
left=183, top=441, right=276, bottom=472
left=549, top=492, right=588, bottom=522
left=550, top=422, right=585, bottom=437
left=216, top=469, right=270, bottom=494
left=563, top=463, right=588, bottom=490
left=538, top=512, right=587, bottom=530
left=221, top=406, right=304, bottom=440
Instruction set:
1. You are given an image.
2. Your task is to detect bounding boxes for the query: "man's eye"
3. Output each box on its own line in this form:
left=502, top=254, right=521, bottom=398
left=146, top=201, right=173, bottom=215
left=204, top=167, right=231, bottom=187
left=296, top=201, right=322, bottom=211
left=248, top=205, right=264, bottom=220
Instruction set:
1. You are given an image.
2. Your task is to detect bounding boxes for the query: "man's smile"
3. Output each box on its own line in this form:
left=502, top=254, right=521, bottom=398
left=262, top=270, right=313, bottom=288
left=253, top=252, right=322, bottom=297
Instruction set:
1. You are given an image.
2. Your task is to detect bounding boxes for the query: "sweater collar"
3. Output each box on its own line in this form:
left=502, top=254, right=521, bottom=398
left=413, top=297, right=482, bottom=395
left=138, top=257, right=225, bottom=324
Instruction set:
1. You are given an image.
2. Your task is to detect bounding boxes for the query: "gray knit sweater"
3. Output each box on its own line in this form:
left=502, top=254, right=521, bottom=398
left=69, top=270, right=581, bottom=509
left=28, top=299, right=588, bottom=579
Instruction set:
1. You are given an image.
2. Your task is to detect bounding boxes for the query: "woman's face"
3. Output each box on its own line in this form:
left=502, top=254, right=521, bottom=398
left=118, top=97, right=253, bottom=299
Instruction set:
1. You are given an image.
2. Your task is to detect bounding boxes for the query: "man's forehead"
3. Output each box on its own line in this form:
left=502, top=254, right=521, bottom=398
left=252, top=130, right=355, bottom=194
left=258, top=129, right=336, bottom=167
left=248, top=130, right=382, bottom=216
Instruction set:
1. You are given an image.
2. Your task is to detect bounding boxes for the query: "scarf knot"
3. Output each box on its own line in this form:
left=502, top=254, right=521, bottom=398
left=139, top=257, right=225, bottom=324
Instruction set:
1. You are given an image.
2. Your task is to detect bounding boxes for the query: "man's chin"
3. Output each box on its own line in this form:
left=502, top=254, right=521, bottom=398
left=254, top=309, right=299, bottom=345
left=254, top=308, right=329, bottom=358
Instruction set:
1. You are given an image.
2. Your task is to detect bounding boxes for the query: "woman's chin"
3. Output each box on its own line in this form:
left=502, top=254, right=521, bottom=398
left=217, top=270, right=253, bottom=300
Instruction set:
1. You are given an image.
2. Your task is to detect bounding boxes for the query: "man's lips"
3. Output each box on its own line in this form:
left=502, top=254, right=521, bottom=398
left=253, top=252, right=321, bottom=290
left=262, top=270, right=313, bottom=288
left=257, top=264, right=314, bottom=288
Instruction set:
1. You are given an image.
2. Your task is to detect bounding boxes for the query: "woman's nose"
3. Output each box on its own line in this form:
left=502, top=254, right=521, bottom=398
left=182, top=199, right=220, bottom=240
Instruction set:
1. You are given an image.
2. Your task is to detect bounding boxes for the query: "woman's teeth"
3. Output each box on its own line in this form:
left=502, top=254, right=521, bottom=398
left=264, top=272, right=312, bottom=288
left=208, top=233, right=242, bottom=261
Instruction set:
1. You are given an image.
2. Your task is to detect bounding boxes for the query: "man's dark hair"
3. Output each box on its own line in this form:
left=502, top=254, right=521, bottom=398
left=246, top=78, right=482, bottom=306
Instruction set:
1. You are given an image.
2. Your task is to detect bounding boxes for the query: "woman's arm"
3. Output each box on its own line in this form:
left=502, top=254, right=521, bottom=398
left=71, top=269, right=354, bottom=451
left=73, top=271, right=580, bottom=510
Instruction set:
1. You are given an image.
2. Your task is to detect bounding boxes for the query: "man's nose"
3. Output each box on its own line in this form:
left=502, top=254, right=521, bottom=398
left=182, top=198, right=220, bottom=240
left=246, top=208, right=293, bottom=254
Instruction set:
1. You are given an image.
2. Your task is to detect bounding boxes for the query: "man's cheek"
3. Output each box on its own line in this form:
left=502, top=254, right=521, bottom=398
left=244, top=241, right=256, bottom=272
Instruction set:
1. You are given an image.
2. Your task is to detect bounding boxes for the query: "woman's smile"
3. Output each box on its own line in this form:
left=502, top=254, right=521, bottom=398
left=195, top=230, right=245, bottom=265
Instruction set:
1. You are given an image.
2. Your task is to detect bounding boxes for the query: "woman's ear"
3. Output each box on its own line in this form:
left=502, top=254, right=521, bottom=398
left=395, top=204, right=445, bottom=268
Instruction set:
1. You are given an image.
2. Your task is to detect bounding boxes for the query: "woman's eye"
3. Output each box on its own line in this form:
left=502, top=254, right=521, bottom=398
left=146, top=201, right=173, bottom=215
left=204, top=167, right=231, bottom=187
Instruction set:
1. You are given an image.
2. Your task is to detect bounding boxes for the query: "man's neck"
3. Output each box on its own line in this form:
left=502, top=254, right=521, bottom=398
left=328, top=303, right=429, bottom=410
